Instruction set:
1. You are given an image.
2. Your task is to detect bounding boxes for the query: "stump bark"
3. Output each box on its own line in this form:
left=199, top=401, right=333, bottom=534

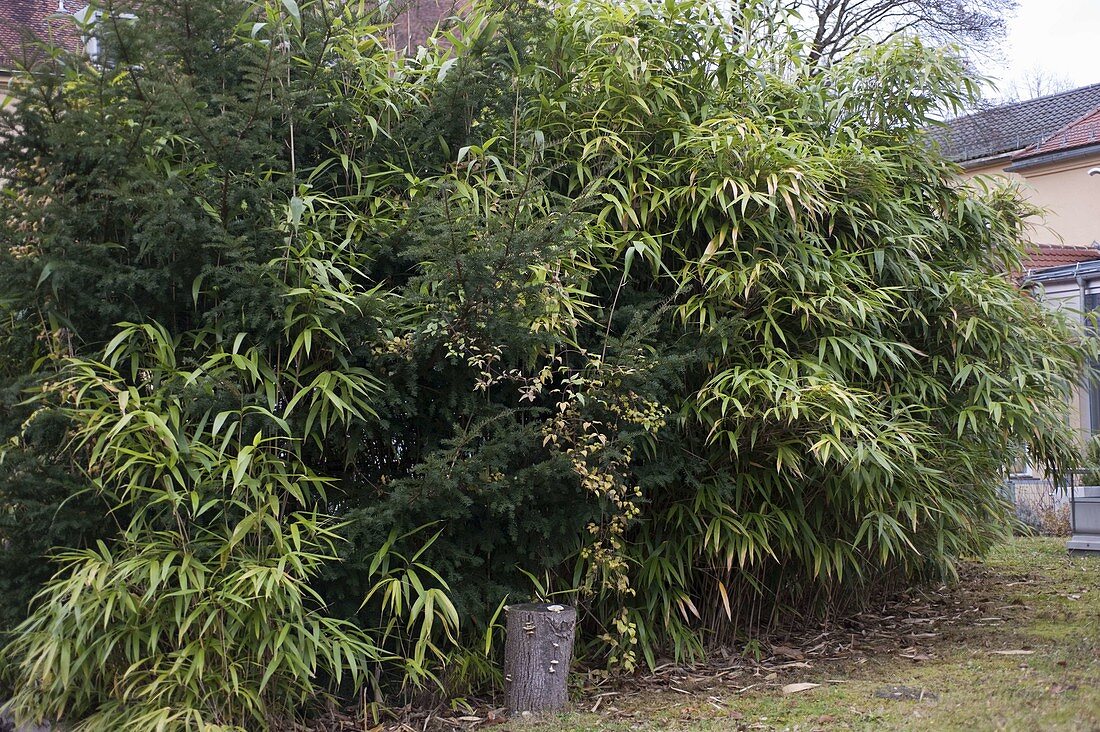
left=503, top=603, right=576, bottom=715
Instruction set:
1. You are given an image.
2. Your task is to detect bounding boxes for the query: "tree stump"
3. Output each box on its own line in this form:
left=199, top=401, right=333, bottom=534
left=503, top=603, right=576, bottom=715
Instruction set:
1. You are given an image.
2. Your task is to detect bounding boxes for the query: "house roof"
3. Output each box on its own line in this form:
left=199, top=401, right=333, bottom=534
left=388, top=0, right=460, bottom=52
left=1004, top=107, right=1100, bottom=173
left=1018, top=107, right=1100, bottom=159
left=930, top=83, right=1100, bottom=166
left=1022, top=244, right=1100, bottom=272
left=0, top=0, right=82, bottom=73
left=1024, top=256, right=1100, bottom=285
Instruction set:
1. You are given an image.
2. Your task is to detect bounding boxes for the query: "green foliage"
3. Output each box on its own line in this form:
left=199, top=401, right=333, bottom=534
left=0, top=0, right=1091, bottom=724
left=2, top=321, right=383, bottom=729
left=507, top=0, right=1088, bottom=665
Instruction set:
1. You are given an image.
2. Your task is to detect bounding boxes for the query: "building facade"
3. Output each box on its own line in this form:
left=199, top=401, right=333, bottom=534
left=937, top=87, right=1100, bottom=452
left=2, top=0, right=454, bottom=89
left=933, top=85, right=1100, bottom=267
left=1, top=1, right=84, bottom=97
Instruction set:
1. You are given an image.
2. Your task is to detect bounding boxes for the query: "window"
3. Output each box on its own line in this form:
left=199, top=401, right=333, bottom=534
left=72, top=6, right=138, bottom=67
left=1085, top=292, right=1100, bottom=434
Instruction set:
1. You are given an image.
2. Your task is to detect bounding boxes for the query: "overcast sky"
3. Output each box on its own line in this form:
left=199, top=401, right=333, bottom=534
left=981, top=0, right=1100, bottom=97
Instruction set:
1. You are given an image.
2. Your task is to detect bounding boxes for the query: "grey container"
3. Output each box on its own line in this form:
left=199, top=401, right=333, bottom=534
left=1068, top=485, right=1100, bottom=554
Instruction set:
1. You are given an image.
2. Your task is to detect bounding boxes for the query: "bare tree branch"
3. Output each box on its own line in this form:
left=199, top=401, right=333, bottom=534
left=781, top=0, right=1017, bottom=65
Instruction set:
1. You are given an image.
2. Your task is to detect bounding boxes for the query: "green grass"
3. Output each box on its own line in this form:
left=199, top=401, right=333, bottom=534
left=510, top=538, right=1099, bottom=731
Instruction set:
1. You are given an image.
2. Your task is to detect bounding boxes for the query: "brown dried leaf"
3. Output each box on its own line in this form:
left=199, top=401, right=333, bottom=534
left=781, top=682, right=820, bottom=694
left=772, top=645, right=804, bottom=660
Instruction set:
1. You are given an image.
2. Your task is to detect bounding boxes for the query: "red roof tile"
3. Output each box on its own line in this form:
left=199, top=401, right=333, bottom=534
left=0, top=0, right=82, bottom=72
left=1015, top=107, right=1100, bottom=161
left=1022, top=243, right=1100, bottom=271
left=388, top=0, right=461, bottom=52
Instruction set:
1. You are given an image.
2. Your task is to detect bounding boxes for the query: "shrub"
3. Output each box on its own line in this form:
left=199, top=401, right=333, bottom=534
left=2, top=331, right=382, bottom=730
left=0, top=0, right=1089, bottom=723
left=488, top=0, right=1088, bottom=663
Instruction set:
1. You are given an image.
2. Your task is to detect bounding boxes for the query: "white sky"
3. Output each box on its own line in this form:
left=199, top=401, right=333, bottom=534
left=980, top=0, right=1100, bottom=97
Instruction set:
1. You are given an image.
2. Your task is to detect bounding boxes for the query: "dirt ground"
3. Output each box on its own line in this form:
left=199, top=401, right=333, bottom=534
left=508, top=537, right=1099, bottom=732
left=365, top=537, right=1097, bottom=732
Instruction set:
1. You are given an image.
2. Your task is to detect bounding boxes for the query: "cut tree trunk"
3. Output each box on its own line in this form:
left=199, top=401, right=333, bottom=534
left=503, top=603, right=576, bottom=715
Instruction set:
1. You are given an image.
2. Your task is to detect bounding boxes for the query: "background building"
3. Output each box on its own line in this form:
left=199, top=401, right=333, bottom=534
left=1, top=1, right=83, bottom=96
left=2, top=0, right=454, bottom=98
left=937, top=87, right=1100, bottom=448
left=933, top=85, right=1100, bottom=274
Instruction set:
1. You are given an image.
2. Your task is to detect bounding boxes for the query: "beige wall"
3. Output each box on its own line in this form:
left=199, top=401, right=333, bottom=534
left=1016, top=153, right=1100, bottom=247
left=963, top=152, right=1100, bottom=247
left=961, top=161, right=1020, bottom=180
left=966, top=150, right=1100, bottom=448
left=0, top=71, right=12, bottom=109
left=960, top=148, right=1100, bottom=463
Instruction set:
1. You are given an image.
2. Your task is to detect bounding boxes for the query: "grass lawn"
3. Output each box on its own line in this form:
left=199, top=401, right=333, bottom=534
left=508, top=538, right=1099, bottom=732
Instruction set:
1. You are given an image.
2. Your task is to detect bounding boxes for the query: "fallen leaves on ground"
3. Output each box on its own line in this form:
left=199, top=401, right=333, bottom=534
left=314, top=542, right=1090, bottom=731
left=780, top=683, right=820, bottom=694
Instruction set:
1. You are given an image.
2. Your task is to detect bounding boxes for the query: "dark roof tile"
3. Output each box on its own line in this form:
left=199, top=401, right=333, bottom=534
left=1014, top=107, right=1100, bottom=161
left=930, top=84, right=1100, bottom=165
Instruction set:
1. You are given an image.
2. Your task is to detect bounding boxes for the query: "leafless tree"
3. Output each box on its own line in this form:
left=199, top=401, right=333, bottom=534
left=1003, top=67, right=1075, bottom=102
left=789, top=0, right=1017, bottom=65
